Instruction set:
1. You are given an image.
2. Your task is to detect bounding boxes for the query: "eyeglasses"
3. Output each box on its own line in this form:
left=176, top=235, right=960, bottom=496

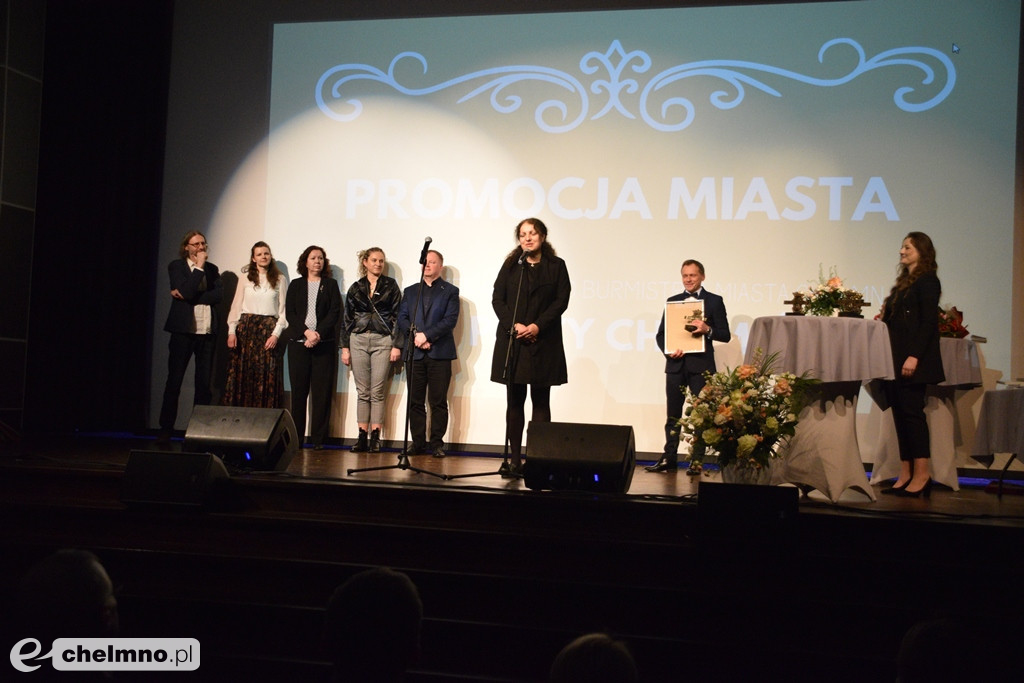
left=188, top=240, right=207, bottom=247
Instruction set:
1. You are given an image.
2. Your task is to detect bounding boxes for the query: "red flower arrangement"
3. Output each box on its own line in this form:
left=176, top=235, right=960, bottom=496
left=938, top=306, right=969, bottom=338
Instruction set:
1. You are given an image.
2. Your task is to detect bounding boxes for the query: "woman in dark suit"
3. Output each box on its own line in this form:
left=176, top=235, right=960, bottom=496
left=491, top=218, right=571, bottom=476
left=285, top=245, right=341, bottom=449
left=880, top=231, right=944, bottom=497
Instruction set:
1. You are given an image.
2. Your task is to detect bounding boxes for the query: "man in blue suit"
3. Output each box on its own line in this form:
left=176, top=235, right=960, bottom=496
left=159, top=231, right=222, bottom=437
left=396, top=250, right=460, bottom=458
left=647, top=259, right=730, bottom=473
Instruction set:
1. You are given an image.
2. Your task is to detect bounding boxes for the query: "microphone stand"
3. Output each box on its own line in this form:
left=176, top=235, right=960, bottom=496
left=448, top=250, right=528, bottom=481
left=348, top=251, right=446, bottom=480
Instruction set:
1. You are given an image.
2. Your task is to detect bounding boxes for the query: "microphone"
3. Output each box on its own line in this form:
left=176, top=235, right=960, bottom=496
left=518, top=248, right=531, bottom=265
left=419, top=236, right=433, bottom=265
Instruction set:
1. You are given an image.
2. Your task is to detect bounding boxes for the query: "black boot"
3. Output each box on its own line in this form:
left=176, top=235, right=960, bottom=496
left=352, top=428, right=368, bottom=452
left=369, top=428, right=381, bottom=453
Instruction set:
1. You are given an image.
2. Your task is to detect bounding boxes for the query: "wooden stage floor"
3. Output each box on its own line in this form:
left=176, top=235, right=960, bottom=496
left=5, top=433, right=1024, bottom=524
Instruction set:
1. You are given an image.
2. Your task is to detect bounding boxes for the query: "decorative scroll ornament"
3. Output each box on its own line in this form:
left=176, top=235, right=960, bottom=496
left=316, top=38, right=955, bottom=133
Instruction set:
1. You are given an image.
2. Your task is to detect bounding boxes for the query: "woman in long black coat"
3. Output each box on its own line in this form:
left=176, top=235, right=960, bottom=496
left=880, top=231, right=944, bottom=498
left=491, top=217, right=571, bottom=476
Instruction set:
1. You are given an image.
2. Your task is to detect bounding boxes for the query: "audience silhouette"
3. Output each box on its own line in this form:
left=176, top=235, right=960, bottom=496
left=549, top=632, right=638, bottom=683
left=323, top=566, right=423, bottom=682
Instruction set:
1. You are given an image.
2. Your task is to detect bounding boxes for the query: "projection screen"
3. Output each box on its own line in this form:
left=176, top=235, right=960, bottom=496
left=154, top=0, right=1021, bottom=454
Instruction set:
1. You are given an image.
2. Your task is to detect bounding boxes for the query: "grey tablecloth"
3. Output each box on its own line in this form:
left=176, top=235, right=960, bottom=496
left=742, top=316, right=892, bottom=502
left=938, top=337, right=982, bottom=388
left=973, top=387, right=1024, bottom=458
left=744, top=316, right=894, bottom=381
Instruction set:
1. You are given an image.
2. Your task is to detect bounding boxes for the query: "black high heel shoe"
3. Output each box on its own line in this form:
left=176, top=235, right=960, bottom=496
left=893, top=479, right=932, bottom=498
left=881, top=479, right=910, bottom=495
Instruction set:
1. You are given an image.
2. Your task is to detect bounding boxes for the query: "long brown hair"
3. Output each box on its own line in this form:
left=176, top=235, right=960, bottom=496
left=883, top=231, right=939, bottom=314
left=243, top=241, right=282, bottom=289
left=503, top=217, right=558, bottom=264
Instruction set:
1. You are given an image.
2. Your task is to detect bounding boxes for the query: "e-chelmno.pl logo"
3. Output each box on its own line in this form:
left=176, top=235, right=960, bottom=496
left=10, top=638, right=200, bottom=673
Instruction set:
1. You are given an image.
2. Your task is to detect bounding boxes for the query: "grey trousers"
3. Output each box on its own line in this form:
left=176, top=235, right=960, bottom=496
left=350, top=331, right=394, bottom=425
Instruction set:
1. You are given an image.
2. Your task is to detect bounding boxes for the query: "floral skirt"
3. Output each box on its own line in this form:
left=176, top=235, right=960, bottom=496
left=222, top=314, right=283, bottom=409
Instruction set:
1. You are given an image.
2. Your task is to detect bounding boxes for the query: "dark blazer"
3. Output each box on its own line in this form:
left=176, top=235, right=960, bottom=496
left=285, top=277, right=342, bottom=344
left=881, top=270, right=945, bottom=385
left=655, top=288, right=731, bottom=377
left=164, top=258, right=222, bottom=334
left=490, top=252, right=571, bottom=386
left=396, top=278, right=460, bottom=361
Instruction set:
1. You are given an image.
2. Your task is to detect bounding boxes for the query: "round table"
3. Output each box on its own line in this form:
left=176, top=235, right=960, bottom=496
left=745, top=315, right=894, bottom=502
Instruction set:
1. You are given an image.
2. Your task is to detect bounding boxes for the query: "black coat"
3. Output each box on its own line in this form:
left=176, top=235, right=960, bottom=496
left=881, top=270, right=945, bottom=385
left=490, top=253, right=571, bottom=386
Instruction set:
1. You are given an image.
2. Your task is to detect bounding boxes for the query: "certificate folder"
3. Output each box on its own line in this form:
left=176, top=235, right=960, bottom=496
left=665, top=299, right=705, bottom=355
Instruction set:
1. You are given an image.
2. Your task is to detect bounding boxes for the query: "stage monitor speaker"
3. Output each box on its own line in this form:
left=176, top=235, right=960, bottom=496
left=697, top=481, right=799, bottom=540
left=183, top=405, right=298, bottom=471
left=523, top=422, right=635, bottom=493
left=121, top=450, right=230, bottom=508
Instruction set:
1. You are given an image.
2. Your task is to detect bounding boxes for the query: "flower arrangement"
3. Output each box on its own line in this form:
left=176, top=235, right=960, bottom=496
left=679, top=350, right=819, bottom=472
left=938, top=305, right=969, bottom=338
left=798, top=265, right=865, bottom=317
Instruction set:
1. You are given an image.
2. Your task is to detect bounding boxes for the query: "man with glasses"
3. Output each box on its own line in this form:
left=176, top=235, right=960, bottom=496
left=159, top=231, right=222, bottom=438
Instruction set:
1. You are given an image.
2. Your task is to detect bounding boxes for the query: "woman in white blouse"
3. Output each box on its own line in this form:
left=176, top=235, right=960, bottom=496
left=222, top=241, right=288, bottom=408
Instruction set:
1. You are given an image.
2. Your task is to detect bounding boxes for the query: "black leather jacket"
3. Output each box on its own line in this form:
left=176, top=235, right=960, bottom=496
left=341, top=275, right=401, bottom=347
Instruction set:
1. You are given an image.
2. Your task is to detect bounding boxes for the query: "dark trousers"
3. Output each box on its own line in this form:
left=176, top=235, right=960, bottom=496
left=663, top=369, right=708, bottom=458
left=160, top=332, right=215, bottom=431
left=506, top=383, right=551, bottom=458
left=407, top=357, right=452, bottom=449
left=288, top=341, right=336, bottom=446
left=884, top=380, right=931, bottom=461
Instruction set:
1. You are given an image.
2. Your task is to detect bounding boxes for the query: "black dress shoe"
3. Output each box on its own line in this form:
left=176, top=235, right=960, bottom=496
left=881, top=479, right=910, bottom=495
left=685, top=464, right=702, bottom=476
left=499, top=460, right=523, bottom=478
left=401, top=445, right=425, bottom=456
left=432, top=446, right=446, bottom=458
left=892, top=479, right=932, bottom=498
left=644, top=457, right=677, bottom=473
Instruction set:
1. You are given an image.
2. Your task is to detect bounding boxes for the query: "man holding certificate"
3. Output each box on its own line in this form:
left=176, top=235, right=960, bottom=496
left=647, top=259, right=731, bottom=474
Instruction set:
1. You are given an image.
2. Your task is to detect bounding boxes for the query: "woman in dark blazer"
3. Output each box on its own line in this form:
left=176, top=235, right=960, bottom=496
left=880, top=231, right=944, bottom=497
left=285, top=245, right=341, bottom=449
left=490, top=218, right=571, bottom=476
